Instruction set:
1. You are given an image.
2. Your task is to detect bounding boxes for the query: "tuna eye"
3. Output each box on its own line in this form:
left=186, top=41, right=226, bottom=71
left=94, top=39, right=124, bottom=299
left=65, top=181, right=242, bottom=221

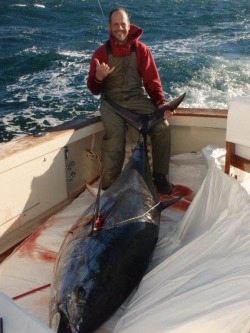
left=75, top=286, right=86, bottom=302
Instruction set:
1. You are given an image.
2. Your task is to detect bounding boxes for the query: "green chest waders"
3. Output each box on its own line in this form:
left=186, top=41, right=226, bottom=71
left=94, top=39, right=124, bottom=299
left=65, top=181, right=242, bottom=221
left=100, top=41, right=171, bottom=190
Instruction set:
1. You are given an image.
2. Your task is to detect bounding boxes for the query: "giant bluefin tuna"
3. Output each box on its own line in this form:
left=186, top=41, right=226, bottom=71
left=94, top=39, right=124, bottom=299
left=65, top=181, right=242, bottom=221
left=50, top=93, right=186, bottom=333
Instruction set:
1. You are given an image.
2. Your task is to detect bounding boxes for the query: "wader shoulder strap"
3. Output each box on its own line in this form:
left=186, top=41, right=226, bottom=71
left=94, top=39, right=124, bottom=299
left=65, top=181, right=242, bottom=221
left=106, top=40, right=136, bottom=55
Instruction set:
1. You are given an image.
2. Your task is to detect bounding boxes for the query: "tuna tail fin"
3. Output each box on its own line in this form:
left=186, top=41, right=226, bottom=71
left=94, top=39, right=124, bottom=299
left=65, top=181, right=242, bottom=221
left=158, top=194, right=184, bottom=212
left=104, top=93, right=186, bottom=134
left=148, top=93, right=186, bottom=129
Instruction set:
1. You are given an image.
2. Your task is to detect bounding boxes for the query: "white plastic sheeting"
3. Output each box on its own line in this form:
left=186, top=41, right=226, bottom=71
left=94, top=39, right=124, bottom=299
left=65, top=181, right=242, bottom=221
left=113, top=148, right=250, bottom=333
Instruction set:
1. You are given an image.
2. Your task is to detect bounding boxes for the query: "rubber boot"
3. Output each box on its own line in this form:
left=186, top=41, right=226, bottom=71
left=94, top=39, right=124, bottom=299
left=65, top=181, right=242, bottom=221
left=153, top=172, right=173, bottom=195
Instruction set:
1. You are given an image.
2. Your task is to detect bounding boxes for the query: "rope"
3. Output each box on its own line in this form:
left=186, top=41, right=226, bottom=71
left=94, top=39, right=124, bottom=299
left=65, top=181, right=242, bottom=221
left=97, top=0, right=106, bottom=23
left=12, top=283, right=51, bottom=300
left=95, top=201, right=161, bottom=231
left=86, top=134, right=102, bottom=167
left=86, top=149, right=100, bottom=162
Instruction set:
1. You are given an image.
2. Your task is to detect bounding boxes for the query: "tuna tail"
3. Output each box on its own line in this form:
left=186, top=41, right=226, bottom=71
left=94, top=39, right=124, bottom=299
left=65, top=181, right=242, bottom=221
left=104, top=93, right=186, bottom=134
left=148, top=93, right=186, bottom=129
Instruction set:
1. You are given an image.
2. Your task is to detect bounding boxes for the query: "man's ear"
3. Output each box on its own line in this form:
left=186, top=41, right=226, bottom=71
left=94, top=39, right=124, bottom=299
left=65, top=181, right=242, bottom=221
left=108, top=23, right=111, bottom=31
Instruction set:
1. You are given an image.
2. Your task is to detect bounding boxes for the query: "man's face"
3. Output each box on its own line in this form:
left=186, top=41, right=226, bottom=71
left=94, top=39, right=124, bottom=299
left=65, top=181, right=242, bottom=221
left=108, top=10, right=130, bottom=45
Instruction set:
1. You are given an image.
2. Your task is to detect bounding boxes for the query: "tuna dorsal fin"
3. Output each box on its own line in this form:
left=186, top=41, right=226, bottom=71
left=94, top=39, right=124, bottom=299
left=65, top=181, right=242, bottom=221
left=104, top=93, right=186, bottom=134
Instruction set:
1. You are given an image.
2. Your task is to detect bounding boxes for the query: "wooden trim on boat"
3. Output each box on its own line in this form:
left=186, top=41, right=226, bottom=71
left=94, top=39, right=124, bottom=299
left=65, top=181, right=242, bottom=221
left=0, top=108, right=228, bottom=163
left=225, top=141, right=250, bottom=175
left=175, top=108, right=227, bottom=118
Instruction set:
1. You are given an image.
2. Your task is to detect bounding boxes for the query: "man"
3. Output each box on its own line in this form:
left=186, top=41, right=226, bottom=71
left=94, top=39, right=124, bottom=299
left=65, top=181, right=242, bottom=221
left=87, top=8, right=174, bottom=194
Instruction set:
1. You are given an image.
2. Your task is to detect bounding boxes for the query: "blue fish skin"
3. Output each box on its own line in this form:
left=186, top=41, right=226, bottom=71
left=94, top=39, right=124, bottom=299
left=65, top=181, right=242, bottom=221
left=50, top=94, right=185, bottom=333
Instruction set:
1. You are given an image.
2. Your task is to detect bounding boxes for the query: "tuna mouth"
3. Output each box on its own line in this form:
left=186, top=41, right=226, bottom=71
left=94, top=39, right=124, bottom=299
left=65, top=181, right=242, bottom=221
left=51, top=311, right=73, bottom=333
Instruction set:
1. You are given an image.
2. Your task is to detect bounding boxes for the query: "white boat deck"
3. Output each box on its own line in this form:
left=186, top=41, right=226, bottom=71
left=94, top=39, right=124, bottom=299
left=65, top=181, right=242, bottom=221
left=1, top=144, right=250, bottom=333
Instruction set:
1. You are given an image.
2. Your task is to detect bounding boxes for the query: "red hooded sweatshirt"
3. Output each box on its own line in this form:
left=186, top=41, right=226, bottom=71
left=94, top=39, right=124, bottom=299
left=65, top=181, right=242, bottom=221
left=87, top=24, right=166, bottom=107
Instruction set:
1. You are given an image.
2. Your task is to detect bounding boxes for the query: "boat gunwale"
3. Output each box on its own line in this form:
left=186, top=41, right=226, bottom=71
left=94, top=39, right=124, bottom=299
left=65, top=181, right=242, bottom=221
left=175, top=108, right=227, bottom=118
left=0, top=108, right=227, bottom=161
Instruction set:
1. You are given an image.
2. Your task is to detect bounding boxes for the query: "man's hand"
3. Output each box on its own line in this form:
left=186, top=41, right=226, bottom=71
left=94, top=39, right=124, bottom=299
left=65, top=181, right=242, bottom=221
left=95, top=58, right=115, bottom=81
left=158, top=103, right=175, bottom=119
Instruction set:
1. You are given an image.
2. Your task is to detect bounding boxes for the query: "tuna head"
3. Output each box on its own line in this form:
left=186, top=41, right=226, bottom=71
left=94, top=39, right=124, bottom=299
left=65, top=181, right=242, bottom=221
left=50, top=234, right=106, bottom=333
left=50, top=284, right=87, bottom=333
left=50, top=219, right=159, bottom=333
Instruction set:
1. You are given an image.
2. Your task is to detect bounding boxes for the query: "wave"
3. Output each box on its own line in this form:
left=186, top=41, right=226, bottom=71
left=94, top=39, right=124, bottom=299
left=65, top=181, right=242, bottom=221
left=172, top=57, right=250, bottom=108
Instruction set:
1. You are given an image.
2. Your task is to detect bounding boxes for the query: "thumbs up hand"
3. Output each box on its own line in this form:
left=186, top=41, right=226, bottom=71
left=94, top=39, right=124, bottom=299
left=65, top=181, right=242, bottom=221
left=95, top=58, right=115, bottom=81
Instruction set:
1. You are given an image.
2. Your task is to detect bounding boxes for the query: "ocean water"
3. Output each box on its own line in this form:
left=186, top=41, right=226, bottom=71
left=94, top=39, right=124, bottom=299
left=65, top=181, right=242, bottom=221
left=0, top=0, right=249, bottom=142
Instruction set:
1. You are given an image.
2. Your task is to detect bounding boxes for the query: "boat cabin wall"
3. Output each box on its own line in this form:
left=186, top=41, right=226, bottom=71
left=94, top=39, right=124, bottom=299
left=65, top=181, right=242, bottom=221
left=170, top=124, right=226, bottom=155
left=65, top=132, right=103, bottom=196
left=126, top=111, right=227, bottom=156
left=0, top=123, right=104, bottom=254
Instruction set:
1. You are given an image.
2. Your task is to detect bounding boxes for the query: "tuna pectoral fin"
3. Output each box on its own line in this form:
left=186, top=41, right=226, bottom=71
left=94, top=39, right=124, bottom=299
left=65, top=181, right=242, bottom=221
left=158, top=194, right=184, bottom=212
